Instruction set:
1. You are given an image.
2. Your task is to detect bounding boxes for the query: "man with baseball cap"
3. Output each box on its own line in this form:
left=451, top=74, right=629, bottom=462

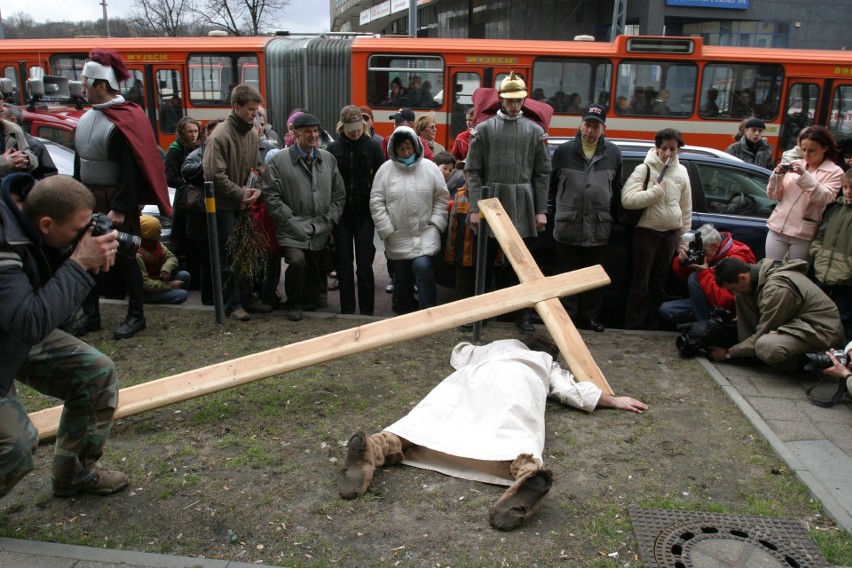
left=262, top=113, right=345, bottom=322
left=69, top=49, right=172, bottom=340
left=380, top=108, right=433, bottom=161
left=549, top=103, right=622, bottom=332
left=464, top=71, right=552, bottom=332
left=725, top=117, right=773, bottom=170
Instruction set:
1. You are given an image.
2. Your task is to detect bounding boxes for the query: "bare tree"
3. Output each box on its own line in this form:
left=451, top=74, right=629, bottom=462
left=130, top=0, right=202, bottom=36
left=194, top=0, right=289, bottom=36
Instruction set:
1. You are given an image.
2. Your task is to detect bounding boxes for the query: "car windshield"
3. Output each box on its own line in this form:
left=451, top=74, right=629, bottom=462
left=695, top=162, right=776, bottom=218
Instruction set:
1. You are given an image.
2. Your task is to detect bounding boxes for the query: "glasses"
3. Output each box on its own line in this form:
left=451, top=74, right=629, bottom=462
left=428, top=124, right=438, bottom=129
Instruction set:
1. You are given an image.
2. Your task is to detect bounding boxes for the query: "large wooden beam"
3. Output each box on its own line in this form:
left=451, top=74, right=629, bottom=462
left=29, top=266, right=610, bottom=441
left=478, top=198, right=613, bottom=395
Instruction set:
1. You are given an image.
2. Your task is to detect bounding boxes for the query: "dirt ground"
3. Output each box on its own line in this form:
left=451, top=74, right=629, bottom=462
left=0, top=303, right=841, bottom=567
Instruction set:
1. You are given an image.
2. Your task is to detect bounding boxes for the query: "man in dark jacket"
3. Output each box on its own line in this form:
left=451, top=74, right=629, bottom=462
left=0, top=173, right=128, bottom=498
left=724, top=118, right=774, bottom=170
left=327, top=105, right=385, bottom=316
left=549, top=104, right=622, bottom=332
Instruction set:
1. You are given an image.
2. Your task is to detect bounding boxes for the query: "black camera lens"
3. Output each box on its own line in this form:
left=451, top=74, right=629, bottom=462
left=115, top=232, right=141, bottom=257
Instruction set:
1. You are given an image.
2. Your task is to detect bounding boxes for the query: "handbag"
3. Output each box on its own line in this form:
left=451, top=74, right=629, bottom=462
left=174, top=184, right=205, bottom=212
left=613, top=165, right=650, bottom=227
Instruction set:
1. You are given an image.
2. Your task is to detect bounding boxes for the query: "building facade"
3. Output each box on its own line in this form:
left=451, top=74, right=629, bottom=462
left=330, top=0, right=850, bottom=51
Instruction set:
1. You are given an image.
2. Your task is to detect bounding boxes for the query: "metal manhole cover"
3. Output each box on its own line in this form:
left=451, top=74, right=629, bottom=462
left=629, top=505, right=830, bottom=568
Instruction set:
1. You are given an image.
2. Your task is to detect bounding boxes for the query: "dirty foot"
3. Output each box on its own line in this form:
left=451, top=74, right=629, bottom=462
left=488, top=469, right=553, bottom=531
left=338, top=430, right=375, bottom=500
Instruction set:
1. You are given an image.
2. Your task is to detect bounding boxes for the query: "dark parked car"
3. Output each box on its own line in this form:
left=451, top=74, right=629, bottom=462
left=437, top=139, right=776, bottom=327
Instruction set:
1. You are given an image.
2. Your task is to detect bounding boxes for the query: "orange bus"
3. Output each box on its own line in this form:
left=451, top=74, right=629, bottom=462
left=1, top=35, right=849, bottom=159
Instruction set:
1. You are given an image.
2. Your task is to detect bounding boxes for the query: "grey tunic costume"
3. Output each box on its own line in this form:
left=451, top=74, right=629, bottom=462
left=464, top=111, right=551, bottom=238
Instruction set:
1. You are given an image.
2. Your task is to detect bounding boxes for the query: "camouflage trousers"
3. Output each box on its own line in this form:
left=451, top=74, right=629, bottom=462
left=0, top=330, right=118, bottom=497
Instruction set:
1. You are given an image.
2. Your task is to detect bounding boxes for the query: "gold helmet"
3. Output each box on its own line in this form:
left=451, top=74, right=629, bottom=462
left=498, top=71, right=528, bottom=99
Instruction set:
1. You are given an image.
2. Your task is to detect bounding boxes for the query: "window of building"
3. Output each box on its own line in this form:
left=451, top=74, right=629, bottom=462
left=615, top=61, right=697, bottom=117
left=683, top=21, right=790, bottom=48
left=699, top=63, right=783, bottom=120
left=367, top=55, right=444, bottom=109
left=188, top=54, right=259, bottom=105
left=532, top=59, right=612, bottom=114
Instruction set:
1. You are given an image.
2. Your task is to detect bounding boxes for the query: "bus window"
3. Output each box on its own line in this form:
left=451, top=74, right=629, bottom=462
left=615, top=61, right=697, bottom=117
left=367, top=55, right=444, bottom=109
left=121, top=70, right=145, bottom=109
left=449, top=72, right=480, bottom=138
left=531, top=59, right=612, bottom=115
left=157, top=68, right=183, bottom=134
left=2, top=66, right=21, bottom=104
left=188, top=54, right=257, bottom=105
left=829, top=84, right=852, bottom=149
left=781, top=83, right=818, bottom=151
left=700, top=63, right=783, bottom=120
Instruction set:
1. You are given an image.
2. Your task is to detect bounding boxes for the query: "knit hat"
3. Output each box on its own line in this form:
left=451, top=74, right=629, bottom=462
left=139, top=215, right=161, bottom=241
left=744, top=118, right=765, bottom=130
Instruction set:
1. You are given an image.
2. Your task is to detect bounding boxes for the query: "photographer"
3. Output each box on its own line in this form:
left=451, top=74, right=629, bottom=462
left=708, top=257, right=845, bottom=372
left=0, top=173, right=128, bottom=498
left=822, top=342, right=852, bottom=400
left=660, top=224, right=755, bottom=325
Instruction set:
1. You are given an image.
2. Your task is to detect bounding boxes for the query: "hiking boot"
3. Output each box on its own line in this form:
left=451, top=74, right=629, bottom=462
left=53, top=466, right=129, bottom=497
left=67, top=314, right=101, bottom=337
left=114, top=314, right=146, bottom=340
left=228, top=308, right=251, bottom=322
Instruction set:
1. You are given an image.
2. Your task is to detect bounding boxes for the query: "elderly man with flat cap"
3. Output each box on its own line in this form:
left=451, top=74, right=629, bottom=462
left=725, top=118, right=774, bottom=170
left=69, top=49, right=172, bottom=340
left=262, top=113, right=345, bottom=322
left=549, top=103, right=623, bottom=332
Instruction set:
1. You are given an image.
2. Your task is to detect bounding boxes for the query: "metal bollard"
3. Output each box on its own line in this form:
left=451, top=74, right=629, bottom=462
left=204, top=181, right=225, bottom=324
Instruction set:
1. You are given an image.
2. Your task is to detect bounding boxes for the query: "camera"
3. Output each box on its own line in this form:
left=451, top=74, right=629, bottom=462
left=77, top=212, right=141, bottom=258
left=780, top=163, right=793, bottom=172
left=680, top=231, right=705, bottom=267
left=675, top=307, right=736, bottom=357
left=802, top=349, right=848, bottom=371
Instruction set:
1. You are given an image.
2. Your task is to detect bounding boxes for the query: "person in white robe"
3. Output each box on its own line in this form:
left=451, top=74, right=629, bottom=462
left=338, top=338, right=647, bottom=531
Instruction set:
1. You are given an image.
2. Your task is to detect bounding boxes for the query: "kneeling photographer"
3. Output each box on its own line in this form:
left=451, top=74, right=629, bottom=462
left=0, top=173, right=129, bottom=498
left=660, top=224, right=756, bottom=325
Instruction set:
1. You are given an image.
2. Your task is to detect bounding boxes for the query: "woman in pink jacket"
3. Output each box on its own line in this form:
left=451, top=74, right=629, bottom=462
left=765, top=126, right=843, bottom=262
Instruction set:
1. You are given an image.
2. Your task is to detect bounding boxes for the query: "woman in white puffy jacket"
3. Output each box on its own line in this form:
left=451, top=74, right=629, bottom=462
left=370, top=126, right=449, bottom=313
left=621, top=128, right=692, bottom=330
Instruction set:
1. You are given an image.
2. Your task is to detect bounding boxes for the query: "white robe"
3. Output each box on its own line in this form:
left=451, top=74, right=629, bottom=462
left=385, top=339, right=602, bottom=486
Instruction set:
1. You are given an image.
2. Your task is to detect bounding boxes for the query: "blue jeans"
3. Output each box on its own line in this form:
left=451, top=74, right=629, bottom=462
left=659, top=271, right=712, bottom=324
left=392, top=256, right=437, bottom=314
left=143, top=270, right=191, bottom=304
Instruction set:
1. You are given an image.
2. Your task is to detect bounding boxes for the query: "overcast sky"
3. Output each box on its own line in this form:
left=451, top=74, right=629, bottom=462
left=2, top=0, right=330, bottom=33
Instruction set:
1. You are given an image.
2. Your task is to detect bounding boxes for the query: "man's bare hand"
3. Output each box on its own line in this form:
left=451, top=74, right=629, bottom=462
left=70, top=228, right=119, bottom=273
left=107, top=209, right=126, bottom=226
left=707, top=346, right=728, bottom=362
left=822, top=352, right=850, bottom=380
left=535, top=213, right=547, bottom=231
left=597, top=394, right=647, bottom=414
left=242, top=187, right=261, bottom=207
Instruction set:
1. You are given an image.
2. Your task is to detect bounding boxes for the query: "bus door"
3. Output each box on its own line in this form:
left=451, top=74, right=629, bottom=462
left=780, top=76, right=852, bottom=154
left=120, top=63, right=187, bottom=150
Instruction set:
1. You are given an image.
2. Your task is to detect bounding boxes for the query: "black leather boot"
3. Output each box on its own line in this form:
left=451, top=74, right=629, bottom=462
left=114, top=302, right=146, bottom=340
left=67, top=292, right=101, bottom=337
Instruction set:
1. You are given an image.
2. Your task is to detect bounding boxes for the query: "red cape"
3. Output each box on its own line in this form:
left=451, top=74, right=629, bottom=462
left=100, top=103, right=173, bottom=217
left=471, top=88, right=554, bottom=132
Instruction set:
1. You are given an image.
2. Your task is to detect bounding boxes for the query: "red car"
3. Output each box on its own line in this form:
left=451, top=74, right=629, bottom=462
left=21, top=108, right=81, bottom=150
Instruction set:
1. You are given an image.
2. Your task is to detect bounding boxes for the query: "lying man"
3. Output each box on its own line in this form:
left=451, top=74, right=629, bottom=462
left=338, top=338, right=646, bottom=531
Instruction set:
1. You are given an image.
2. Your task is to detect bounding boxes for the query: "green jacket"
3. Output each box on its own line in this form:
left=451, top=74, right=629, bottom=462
left=810, top=197, right=852, bottom=286
left=732, top=258, right=845, bottom=358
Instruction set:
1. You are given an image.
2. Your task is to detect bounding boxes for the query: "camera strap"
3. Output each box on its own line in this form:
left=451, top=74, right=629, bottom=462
left=805, top=377, right=849, bottom=408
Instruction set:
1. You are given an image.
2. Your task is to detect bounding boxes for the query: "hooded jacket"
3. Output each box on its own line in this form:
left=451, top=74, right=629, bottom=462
left=262, top=143, right=346, bottom=251
left=0, top=177, right=95, bottom=396
left=766, top=158, right=842, bottom=241
left=550, top=131, right=623, bottom=247
left=731, top=258, right=845, bottom=358
left=621, top=148, right=692, bottom=235
left=370, top=127, right=449, bottom=261
left=810, top=196, right=852, bottom=286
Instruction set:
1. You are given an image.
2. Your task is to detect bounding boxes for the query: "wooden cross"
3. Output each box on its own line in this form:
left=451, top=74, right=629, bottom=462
left=28, top=199, right=612, bottom=441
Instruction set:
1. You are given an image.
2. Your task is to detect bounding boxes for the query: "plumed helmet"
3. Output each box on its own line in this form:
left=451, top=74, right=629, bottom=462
left=82, top=49, right=131, bottom=91
left=498, top=71, right=527, bottom=99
